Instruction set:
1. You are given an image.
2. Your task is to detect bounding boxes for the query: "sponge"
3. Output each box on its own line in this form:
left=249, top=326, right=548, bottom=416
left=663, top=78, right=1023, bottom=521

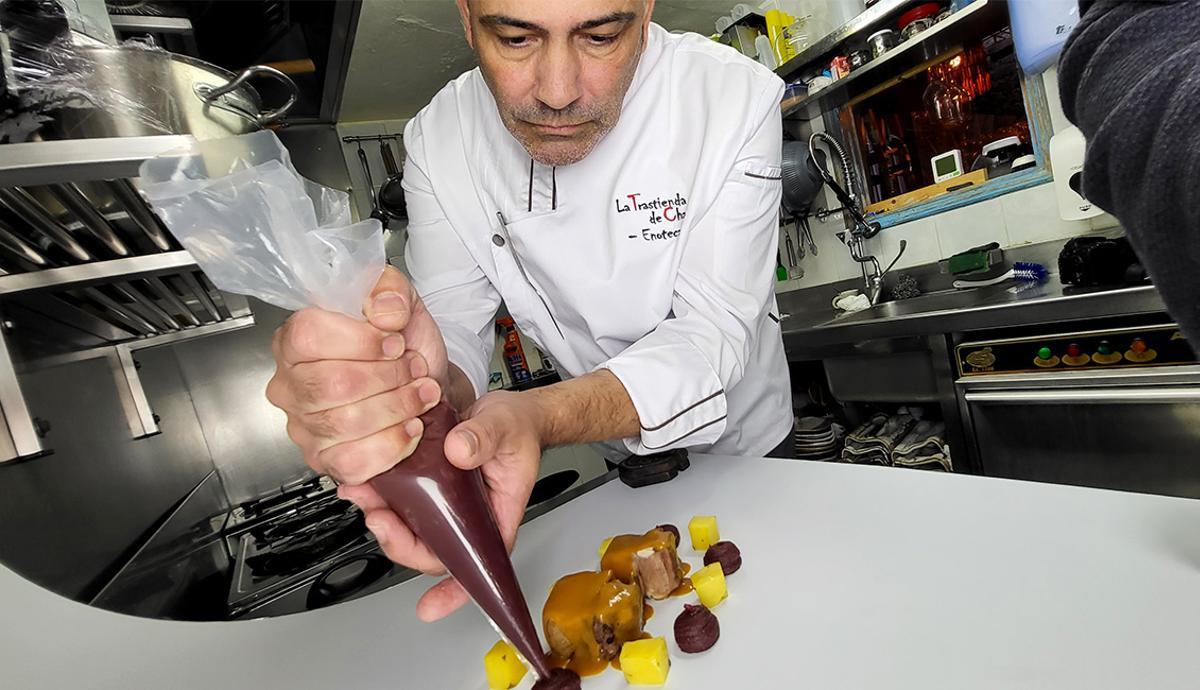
left=947, top=242, right=1001, bottom=275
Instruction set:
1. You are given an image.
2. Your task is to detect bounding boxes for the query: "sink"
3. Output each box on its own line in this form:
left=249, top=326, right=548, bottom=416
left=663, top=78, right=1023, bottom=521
left=824, top=289, right=994, bottom=326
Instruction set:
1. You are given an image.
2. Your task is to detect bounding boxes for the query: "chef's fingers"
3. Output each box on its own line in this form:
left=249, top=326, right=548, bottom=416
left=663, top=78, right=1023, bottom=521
left=315, top=418, right=425, bottom=485
left=488, top=486, right=528, bottom=553
left=338, top=482, right=390, bottom=512
left=416, top=577, right=470, bottom=623
left=353, top=503, right=447, bottom=575
left=363, top=266, right=417, bottom=334
left=300, top=377, right=440, bottom=449
left=269, top=352, right=428, bottom=414
left=443, top=416, right=499, bottom=471
left=276, top=307, right=404, bottom=366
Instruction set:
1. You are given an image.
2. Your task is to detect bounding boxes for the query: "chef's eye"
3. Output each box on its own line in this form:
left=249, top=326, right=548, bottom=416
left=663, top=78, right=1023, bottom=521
left=584, top=33, right=618, bottom=46
left=499, top=35, right=534, bottom=48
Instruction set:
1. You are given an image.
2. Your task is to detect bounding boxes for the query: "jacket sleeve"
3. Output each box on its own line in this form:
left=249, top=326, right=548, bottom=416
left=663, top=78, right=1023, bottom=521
left=599, top=77, right=785, bottom=453
left=1058, top=0, right=1200, bottom=343
left=402, top=116, right=502, bottom=399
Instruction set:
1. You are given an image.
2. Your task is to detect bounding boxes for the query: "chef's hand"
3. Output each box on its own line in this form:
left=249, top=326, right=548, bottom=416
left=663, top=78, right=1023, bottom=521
left=339, top=389, right=543, bottom=622
left=266, top=265, right=449, bottom=486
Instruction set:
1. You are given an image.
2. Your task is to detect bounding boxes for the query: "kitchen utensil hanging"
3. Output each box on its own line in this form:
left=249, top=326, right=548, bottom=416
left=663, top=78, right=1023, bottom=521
left=377, top=139, right=407, bottom=221
left=355, top=142, right=388, bottom=230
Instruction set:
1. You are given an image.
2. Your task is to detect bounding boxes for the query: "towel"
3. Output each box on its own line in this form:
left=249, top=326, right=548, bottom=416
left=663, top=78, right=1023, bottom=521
left=841, top=413, right=918, bottom=466
left=893, top=420, right=952, bottom=472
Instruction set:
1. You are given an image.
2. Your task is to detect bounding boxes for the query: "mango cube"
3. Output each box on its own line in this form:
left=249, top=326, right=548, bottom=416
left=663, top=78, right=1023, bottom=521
left=619, top=637, right=671, bottom=686
left=692, top=562, right=728, bottom=608
left=688, top=515, right=720, bottom=551
left=598, top=536, right=614, bottom=558
left=483, top=640, right=527, bottom=690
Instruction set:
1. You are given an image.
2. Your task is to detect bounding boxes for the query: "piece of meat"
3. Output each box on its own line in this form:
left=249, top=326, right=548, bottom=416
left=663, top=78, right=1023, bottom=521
left=632, top=546, right=684, bottom=600
left=601, top=528, right=684, bottom=599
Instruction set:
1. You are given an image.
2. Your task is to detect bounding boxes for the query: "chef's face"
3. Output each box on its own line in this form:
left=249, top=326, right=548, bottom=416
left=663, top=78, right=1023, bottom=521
left=457, top=0, right=654, bottom=167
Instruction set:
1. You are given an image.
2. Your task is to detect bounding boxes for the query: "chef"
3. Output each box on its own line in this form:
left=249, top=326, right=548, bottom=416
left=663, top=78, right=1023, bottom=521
left=266, top=0, right=791, bottom=621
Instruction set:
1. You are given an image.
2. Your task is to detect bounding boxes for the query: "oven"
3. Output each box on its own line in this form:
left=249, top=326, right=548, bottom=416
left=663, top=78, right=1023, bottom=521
left=955, top=323, right=1200, bottom=499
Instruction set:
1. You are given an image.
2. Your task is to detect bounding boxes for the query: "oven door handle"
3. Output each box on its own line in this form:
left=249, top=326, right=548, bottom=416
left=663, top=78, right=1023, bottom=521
left=964, top=387, right=1200, bottom=404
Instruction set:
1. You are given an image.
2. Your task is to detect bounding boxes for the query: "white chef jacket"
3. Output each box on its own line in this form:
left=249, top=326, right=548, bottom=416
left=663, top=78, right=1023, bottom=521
left=402, top=23, right=792, bottom=457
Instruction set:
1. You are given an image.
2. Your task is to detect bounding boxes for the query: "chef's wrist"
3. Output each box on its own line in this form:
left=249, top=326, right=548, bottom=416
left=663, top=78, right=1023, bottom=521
left=522, top=370, right=640, bottom=449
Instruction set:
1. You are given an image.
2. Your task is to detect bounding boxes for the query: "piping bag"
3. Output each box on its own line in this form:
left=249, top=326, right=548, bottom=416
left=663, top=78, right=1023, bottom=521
left=369, top=400, right=552, bottom=679
left=136, top=131, right=552, bottom=679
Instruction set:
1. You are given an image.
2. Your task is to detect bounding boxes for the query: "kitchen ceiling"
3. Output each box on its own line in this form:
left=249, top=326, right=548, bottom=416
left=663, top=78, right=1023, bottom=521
left=339, top=0, right=735, bottom=123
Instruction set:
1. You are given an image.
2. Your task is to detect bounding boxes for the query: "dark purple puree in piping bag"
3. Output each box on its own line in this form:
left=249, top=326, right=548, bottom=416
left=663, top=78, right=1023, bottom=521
left=368, top=401, right=552, bottom=679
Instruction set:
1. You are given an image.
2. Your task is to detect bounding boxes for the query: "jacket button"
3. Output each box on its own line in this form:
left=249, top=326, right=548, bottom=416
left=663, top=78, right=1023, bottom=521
left=492, top=234, right=505, bottom=247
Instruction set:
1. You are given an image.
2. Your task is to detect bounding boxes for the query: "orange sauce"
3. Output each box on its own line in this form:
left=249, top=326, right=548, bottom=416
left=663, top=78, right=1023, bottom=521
left=542, top=570, right=645, bottom=677
left=644, top=602, right=654, bottom=621
left=669, top=577, right=694, bottom=598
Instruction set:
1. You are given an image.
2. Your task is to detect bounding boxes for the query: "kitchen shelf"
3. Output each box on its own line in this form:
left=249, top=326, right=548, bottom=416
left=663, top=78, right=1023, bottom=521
left=0, top=135, right=194, bottom=188
left=0, top=251, right=197, bottom=295
left=775, top=0, right=923, bottom=83
left=780, top=0, right=1009, bottom=120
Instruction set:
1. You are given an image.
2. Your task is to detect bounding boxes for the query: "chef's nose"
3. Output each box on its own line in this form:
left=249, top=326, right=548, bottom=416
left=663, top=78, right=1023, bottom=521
left=535, top=41, right=582, bottom=111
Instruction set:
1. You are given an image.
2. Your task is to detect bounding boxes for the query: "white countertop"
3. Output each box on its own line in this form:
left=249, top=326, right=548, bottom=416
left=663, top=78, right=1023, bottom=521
left=3, top=456, right=1199, bottom=689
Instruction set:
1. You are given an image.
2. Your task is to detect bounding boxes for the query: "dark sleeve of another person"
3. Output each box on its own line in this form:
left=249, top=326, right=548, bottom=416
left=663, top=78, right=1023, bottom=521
left=1058, top=0, right=1200, bottom=344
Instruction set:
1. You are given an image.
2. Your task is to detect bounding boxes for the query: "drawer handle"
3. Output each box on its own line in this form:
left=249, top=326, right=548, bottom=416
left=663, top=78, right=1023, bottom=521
left=964, top=388, right=1200, bottom=404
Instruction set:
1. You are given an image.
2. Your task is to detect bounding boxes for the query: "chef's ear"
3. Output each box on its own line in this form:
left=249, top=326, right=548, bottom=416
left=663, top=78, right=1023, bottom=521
left=643, top=0, right=656, bottom=37
left=456, top=0, right=475, bottom=49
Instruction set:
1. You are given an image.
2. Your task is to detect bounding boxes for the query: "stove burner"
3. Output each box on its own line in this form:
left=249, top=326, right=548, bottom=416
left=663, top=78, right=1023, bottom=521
left=236, top=476, right=326, bottom=518
left=244, top=511, right=368, bottom=580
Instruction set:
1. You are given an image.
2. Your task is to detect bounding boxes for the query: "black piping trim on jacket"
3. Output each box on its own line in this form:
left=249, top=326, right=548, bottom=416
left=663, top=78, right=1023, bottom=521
left=642, top=415, right=728, bottom=451
left=552, top=167, right=557, bottom=210
left=745, top=171, right=782, bottom=181
left=768, top=312, right=780, bottom=323
left=640, top=389, right=724, bottom=432
left=527, top=158, right=534, bottom=212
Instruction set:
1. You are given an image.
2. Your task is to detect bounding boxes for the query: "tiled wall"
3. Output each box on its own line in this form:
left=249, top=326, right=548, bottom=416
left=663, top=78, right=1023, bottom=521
left=775, top=67, right=1119, bottom=292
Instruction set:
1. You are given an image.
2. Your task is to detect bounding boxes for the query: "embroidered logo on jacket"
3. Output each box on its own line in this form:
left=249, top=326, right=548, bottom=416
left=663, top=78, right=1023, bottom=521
left=614, top=192, right=688, bottom=242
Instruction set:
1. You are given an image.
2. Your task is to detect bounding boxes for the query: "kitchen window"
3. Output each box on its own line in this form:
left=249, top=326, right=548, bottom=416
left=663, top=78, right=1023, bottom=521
left=837, top=25, right=1052, bottom=227
left=780, top=1, right=1057, bottom=230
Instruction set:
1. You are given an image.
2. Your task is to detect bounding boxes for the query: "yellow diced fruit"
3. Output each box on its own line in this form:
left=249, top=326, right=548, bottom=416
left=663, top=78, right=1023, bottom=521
left=483, top=640, right=527, bottom=690
left=688, top=515, right=720, bottom=551
left=693, top=562, right=728, bottom=608
left=598, top=536, right=614, bottom=558
left=619, top=637, right=671, bottom=686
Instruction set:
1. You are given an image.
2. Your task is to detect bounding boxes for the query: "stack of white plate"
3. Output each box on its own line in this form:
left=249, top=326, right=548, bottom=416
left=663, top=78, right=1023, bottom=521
left=793, top=416, right=838, bottom=461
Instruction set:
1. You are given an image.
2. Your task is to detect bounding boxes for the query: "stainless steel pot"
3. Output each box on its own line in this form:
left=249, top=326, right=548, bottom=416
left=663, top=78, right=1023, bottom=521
left=50, top=47, right=298, bottom=140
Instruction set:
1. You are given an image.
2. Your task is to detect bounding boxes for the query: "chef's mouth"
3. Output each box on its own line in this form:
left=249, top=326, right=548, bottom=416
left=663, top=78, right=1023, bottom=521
left=527, top=121, right=590, bottom=136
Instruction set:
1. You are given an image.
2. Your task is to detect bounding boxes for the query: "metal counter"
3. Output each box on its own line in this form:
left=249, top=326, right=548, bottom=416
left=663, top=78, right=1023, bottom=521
left=778, top=276, right=1165, bottom=358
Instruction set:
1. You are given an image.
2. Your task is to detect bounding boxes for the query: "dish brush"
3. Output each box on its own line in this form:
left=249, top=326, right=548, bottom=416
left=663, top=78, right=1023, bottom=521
left=953, top=262, right=1048, bottom=289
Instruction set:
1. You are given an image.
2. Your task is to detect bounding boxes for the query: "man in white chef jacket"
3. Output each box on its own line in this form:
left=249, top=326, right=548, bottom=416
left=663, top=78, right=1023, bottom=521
left=266, top=0, right=791, bottom=620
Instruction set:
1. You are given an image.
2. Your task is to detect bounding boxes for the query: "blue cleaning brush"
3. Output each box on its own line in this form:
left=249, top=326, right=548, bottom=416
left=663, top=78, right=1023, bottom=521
left=953, top=261, right=1049, bottom=289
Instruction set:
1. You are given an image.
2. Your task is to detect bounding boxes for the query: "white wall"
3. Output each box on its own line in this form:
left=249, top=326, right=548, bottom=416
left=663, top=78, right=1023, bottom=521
left=775, top=66, right=1118, bottom=292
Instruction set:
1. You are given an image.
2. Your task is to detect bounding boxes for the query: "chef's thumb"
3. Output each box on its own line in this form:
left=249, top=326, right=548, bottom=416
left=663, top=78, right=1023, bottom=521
left=444, top=418, right=498, bottom=471
left=363, top=266, right=414, bottom=333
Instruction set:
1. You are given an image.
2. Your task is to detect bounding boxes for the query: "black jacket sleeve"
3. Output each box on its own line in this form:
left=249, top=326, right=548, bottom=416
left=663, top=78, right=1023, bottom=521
left=1058, top=0, right=1200, bottom=344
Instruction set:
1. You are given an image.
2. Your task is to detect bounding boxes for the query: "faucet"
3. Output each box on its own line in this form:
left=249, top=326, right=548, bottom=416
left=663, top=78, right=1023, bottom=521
left=809, top=132, right=908, bottom=305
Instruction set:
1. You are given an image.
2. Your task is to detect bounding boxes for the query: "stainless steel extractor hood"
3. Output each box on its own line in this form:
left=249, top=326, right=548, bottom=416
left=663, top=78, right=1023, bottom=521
left=0, top=135, right=256, bottom=461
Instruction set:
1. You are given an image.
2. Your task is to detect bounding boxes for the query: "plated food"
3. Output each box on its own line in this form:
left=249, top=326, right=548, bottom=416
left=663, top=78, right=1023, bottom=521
left=482, top=515, right=743, bottom=689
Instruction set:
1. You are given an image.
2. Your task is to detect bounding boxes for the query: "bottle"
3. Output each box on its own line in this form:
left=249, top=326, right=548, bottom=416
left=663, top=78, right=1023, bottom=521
left=369, top=402, right=553, bottom=680
left=497, top=317, right=531, bottom=384
left=861, top=117, right=885, bottom=202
